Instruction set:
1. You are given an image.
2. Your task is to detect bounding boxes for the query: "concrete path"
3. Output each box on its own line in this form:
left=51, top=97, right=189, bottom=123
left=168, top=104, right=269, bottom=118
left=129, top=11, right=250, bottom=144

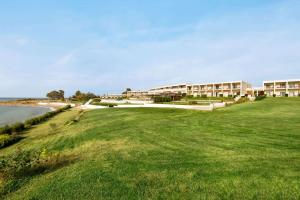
left=80, top=99, right=227, bottom=111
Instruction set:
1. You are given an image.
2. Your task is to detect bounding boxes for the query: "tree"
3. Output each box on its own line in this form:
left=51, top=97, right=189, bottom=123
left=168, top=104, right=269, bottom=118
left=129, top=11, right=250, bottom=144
left=122, top=88, right=132, bottom=95
left=72, top=90, right=98, bottom=102
left=75, top=90, right=82, bottom=97
left=46, top=90, right=65, bottom=100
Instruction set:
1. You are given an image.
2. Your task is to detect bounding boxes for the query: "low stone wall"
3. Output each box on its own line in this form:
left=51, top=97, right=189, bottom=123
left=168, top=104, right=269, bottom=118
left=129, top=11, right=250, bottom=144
left=38, top=102, right=76, bottom=107
left=81, top=99, right=228, bottom=111
left=101, top=99, right=153, bottom=104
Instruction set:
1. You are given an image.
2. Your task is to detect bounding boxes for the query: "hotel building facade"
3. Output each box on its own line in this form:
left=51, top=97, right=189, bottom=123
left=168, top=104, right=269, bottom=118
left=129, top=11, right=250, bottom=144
left=264, top=79, right=300, bottom=97
left=124, top=79, right=299, bottom=98
left=190, top=81, right=252, bottom=97
left=148, top=84, right=191, bottom=96
left=148, top=81, right=252, bottom=97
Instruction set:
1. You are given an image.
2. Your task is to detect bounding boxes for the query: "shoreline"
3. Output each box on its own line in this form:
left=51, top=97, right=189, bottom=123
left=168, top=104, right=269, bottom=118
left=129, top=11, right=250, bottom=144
left=0, top=106, right=52, bottom=127
left=0, top=103, right=56, bottom=111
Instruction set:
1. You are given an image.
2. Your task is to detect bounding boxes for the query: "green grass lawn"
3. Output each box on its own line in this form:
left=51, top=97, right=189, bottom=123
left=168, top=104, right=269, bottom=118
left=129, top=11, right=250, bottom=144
left=1, top=98, right=300, bottom=199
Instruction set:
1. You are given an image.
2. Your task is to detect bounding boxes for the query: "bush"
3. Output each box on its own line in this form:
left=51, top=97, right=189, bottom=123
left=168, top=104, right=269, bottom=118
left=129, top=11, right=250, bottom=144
left=235, top=97, right=249, bottom=104
left=219, top=94, right=223, bottom=97
left=201, top=94, right=207, bottom=98
left=0, top=148, right=71, bottom=180
left=0, top=125, right=12, bottom=135
left=153, top=96, right=172, bottom=103
left=285, top=94, right=289, bottom=97
left=228, top=94, right=233, bottom=98
left=255, top=95, right=266, bottom=101
left=0, top=134, right=22, bottom=149
left=92, top=98, right=101, bottom=103
left=91, top=102, right=117, bottom=107
left=10, top=123, right=25, bottom=133
left=298, top=94, right=300, bottom=97
left=273, top=94, right=276, bottom=97
left=188, top=101, right=198, bottom=105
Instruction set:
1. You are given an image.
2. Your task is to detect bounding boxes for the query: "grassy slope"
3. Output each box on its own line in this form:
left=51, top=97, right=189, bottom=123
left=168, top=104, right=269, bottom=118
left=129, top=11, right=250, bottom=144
left=1, top=98, right=300, bottom=199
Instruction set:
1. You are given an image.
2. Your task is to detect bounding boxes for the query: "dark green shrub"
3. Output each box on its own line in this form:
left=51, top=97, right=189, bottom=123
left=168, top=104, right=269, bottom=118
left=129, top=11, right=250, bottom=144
left=0, top=125, right=12, bottom=135
left=92, top=102, right=117, bottom=107
left=228, top=94, right=233, bottom=98
left=10, top=123, right=25, bottom=133
left=201, top=94, right=207, bottom=98
left=255, top=95, right=266, bottom=101
left=298, top=94, right=300, bottom=97
left=188, top=101, right=198, bottom=105
left=235, top=97, right=249, bottom=104
left=219, top=94, right=223, bottom=97
left=285, top=94, right=289, bottom=97
left=153, top=96, right=172, bottom=103
left=0, top=134, right=22, bottom=149
left=273, top=94, right=276, bottom=97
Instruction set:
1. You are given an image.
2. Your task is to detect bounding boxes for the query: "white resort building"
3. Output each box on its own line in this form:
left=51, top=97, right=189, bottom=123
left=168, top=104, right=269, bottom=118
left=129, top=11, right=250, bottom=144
left=109, top=79, right=300, bottom=99
left=264, top=79, right=300, bottom=97
left=148, top=81, right=252, bottom=97
left=190, top=81, right=252, bottom=97
left=148, top=84, right=191, bottom=96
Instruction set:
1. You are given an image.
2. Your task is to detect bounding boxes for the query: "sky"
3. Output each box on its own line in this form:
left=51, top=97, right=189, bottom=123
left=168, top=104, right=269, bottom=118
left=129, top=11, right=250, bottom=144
left=0, top=0, right=300, bottom=97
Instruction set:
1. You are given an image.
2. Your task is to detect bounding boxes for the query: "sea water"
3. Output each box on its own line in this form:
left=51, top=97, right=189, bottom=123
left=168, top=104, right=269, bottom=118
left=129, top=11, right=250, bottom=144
left=0, top=98, right=50, bottom=126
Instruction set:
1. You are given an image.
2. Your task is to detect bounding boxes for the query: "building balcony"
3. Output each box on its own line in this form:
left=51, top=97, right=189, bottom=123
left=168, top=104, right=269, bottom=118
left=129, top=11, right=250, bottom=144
left=264, top=87, right=274, bottom=90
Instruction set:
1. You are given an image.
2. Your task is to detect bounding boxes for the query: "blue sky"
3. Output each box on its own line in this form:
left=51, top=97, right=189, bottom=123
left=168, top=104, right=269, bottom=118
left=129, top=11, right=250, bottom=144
left=0, top=0, right=300, bottom=97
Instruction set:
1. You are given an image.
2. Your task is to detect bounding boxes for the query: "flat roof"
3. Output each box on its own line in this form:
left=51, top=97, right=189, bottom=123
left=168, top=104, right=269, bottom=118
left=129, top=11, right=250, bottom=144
left=192, top=81, right=248, bottom=85
left=263, top=79, right=300, bottom=83
left=128, top=90, right=148, bottom=93
left=149, top=83, right=191, bottom=90
left=150, top=81, right=253, bottom=90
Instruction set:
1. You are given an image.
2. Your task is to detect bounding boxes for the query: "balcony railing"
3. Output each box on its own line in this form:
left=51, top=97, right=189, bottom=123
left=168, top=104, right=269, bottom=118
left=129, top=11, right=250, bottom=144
left=265, top=87, right=274, bottom=89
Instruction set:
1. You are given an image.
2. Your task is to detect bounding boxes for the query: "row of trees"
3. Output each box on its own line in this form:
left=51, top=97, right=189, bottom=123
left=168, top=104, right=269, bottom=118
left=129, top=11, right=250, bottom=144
left=46, top=90, right=98, bottom=102
left=71, top=90, right=98, bottom=102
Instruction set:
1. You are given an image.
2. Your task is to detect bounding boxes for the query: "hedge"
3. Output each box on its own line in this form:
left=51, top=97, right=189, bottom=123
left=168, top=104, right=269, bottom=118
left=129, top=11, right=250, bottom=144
left=0, top=134, right=22, bottom=149
left=91, top=102, right=117, bottom=107
left=153, top=96, right=172, bottom=103
left=255, top=95, right=266, bottom=101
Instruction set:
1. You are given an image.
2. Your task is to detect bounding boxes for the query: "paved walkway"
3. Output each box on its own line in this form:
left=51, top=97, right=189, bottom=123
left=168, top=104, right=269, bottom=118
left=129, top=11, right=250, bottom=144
left=80, top=100, right=227, bottom=111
